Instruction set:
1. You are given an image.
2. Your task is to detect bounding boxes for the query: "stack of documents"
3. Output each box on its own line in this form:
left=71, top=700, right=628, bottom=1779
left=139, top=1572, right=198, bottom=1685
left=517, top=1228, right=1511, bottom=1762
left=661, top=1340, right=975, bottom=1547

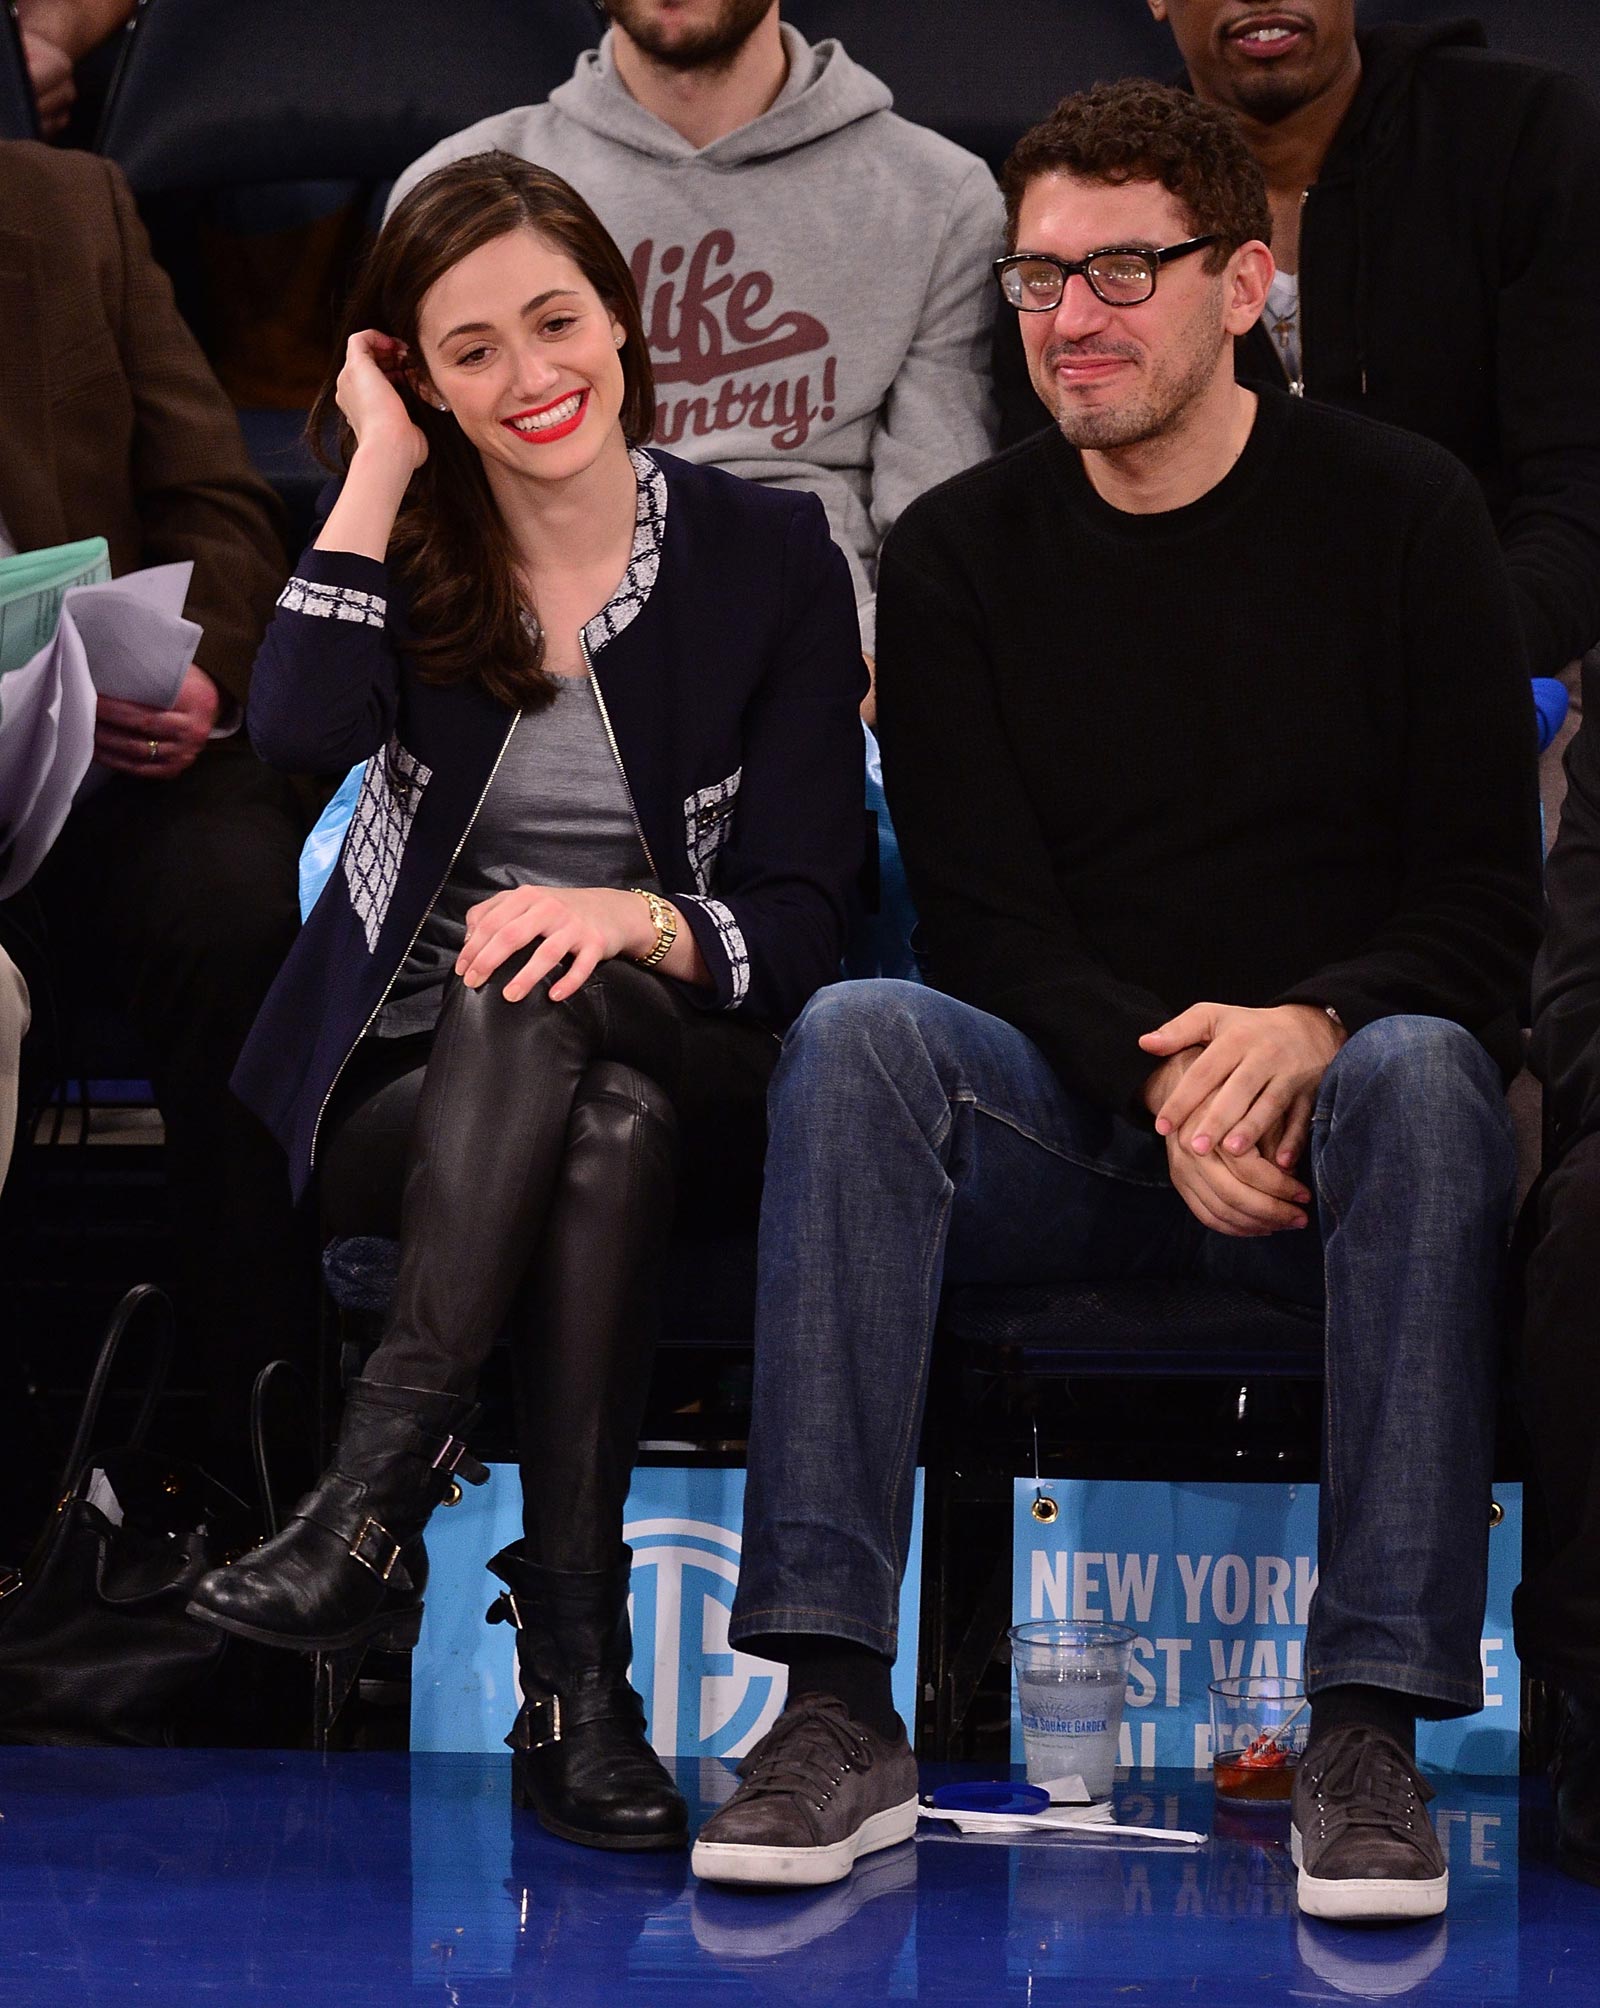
left=0, top=540, right=201, bottom=898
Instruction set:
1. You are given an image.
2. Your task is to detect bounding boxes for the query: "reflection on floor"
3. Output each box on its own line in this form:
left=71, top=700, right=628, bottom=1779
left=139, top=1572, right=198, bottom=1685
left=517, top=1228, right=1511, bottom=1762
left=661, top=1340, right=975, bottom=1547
left=0, top=1753, right=1590, bottom=2005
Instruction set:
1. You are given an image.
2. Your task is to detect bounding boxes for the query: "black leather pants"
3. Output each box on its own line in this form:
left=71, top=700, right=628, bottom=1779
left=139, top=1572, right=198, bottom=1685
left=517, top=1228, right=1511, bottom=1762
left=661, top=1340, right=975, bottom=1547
left=319, top=960, right=774, bottom=1570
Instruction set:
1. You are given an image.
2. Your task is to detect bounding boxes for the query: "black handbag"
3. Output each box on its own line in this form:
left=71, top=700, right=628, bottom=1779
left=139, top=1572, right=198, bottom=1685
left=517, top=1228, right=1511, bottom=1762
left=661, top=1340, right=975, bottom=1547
left=0, top=1283, right=261, bottom=1747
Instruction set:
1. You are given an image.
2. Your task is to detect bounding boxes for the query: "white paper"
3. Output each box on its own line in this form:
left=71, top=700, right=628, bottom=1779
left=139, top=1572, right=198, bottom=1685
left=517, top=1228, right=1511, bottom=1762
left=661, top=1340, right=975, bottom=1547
left=64, top=563, right=197, bottom=711
left=0, top=621, right=94, bottom=900
left=0, top=631, right=66, bottom=844
left=0, top=563, right=201, bottom=898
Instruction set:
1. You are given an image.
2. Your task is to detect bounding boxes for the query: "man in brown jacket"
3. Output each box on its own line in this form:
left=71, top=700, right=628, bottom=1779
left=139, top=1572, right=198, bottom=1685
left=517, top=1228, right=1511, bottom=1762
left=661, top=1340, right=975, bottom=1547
left=0, top=140, right=311, bottom=1481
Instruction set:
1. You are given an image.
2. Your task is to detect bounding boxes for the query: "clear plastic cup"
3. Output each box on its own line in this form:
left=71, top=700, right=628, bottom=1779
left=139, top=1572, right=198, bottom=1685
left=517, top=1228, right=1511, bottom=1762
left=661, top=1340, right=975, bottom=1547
left=1009, top=1619, right=1135, bottom=1801
left=1208, top=1675, right=1308, bottom=1804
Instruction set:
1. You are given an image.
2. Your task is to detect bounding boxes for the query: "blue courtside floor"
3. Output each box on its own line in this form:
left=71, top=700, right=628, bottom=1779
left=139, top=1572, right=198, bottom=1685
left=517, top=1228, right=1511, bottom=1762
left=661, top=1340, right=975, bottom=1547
left=0, top=1751, right=1591, bottom=2004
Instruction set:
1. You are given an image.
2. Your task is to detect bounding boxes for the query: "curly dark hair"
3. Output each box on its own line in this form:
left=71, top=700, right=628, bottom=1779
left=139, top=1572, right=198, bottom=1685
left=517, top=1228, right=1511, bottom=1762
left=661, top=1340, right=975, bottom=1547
left=1001, top=79, right=1272, bottom=269
left=311, top=152, right=655, bottom=714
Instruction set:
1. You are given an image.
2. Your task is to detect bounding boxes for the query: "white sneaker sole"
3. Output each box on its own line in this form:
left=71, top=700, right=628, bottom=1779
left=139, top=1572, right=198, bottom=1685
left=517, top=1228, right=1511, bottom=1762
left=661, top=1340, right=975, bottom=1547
left=691, top=1796, right=920, bottom=1888
left=1290, top=1821, right=1449, bottom=1921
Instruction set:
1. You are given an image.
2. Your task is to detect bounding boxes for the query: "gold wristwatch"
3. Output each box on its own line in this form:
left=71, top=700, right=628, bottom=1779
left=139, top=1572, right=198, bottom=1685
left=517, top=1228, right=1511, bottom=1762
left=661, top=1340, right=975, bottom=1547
left=630, top=889, right=678, bottom=969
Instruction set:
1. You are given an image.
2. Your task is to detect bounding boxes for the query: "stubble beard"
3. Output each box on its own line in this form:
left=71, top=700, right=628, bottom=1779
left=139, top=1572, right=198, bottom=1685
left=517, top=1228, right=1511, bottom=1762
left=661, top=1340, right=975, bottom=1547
left=1047, top=303, right=1228, bottom=453
left=603, top=0, right=774, bottom=73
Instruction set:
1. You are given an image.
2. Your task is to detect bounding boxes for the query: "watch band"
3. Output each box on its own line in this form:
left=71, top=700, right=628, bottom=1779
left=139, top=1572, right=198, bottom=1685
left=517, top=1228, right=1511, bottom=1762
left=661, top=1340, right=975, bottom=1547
left=630, top=888, right=677, bottom=970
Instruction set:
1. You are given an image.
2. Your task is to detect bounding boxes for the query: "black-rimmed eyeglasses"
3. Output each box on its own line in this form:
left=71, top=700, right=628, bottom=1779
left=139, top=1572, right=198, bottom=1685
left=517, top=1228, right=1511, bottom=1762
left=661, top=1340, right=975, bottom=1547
left=994, top=236, right=1219, bottom=311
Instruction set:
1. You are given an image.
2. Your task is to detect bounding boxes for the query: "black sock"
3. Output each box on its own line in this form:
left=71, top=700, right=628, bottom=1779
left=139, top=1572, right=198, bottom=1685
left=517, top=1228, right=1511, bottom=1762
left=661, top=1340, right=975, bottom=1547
left=758, top=1635, right=901, bottom=1742
left=1310, top=1683, right=1417, bottom=1757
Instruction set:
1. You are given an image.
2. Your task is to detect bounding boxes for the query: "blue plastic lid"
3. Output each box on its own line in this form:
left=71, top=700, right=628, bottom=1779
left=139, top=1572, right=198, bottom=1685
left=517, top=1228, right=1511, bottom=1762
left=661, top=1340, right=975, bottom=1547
left=927, top=1781, right=1051, bottom=1815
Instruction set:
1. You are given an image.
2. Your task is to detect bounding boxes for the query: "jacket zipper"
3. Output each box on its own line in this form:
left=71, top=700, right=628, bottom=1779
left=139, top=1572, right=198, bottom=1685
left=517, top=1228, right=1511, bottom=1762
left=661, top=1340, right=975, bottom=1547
left=307, top=713, right=523, bottom=1169
left=581, top=632, right=659, bottom=879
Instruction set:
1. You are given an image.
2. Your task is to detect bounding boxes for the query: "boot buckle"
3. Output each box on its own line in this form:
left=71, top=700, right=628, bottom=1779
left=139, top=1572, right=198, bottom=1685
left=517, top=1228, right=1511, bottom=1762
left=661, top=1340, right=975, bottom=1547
left=348, top=1517, right=402, bottom=1581
left=523, top=1694, right=562, bottom=1749
left=485, top=1591, right=523, bottom=1629
left=432, top=1435, right=489, bottom=1487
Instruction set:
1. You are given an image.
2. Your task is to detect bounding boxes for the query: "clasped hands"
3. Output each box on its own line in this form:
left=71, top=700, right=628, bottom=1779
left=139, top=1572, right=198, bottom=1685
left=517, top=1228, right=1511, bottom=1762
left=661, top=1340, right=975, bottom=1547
left=1139, top=1002, right=1345, bottom=1239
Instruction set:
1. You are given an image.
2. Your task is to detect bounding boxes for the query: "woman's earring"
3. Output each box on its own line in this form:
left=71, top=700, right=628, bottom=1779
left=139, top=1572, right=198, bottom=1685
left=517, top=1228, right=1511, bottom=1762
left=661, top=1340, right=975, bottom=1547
left=432, top=398, right=449, bottom=411
left=613, top=331, right=625, bottom=348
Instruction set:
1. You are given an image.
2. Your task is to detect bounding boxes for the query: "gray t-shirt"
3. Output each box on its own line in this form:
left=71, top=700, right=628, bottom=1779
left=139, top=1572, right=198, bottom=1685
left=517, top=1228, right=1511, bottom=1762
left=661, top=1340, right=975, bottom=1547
left=376, top=674, right=659, bottom=1037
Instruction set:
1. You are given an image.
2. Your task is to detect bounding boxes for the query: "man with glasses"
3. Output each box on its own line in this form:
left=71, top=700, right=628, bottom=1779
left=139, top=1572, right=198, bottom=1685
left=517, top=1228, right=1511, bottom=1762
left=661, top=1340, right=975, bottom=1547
left=692, top=82, right=1540, bottom=1922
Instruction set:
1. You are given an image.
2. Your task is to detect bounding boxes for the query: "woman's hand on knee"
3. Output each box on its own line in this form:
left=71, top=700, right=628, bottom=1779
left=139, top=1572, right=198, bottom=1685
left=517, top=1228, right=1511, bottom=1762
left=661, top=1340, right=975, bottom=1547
left=457, top=886, right=655, bottom=1003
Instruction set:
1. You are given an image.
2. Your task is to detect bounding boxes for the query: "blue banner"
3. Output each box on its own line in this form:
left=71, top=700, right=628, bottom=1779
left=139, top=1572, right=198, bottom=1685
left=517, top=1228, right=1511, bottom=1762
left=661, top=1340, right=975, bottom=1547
left=1011, top=1479, right=1521, bottom=1775
left=413, top=1464, right=923, bottom=1758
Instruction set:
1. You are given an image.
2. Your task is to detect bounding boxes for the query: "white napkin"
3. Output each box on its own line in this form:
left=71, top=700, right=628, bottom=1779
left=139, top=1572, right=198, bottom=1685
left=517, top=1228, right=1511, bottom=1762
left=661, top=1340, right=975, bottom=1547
left=918, top=1801, right=1207, bottom=1845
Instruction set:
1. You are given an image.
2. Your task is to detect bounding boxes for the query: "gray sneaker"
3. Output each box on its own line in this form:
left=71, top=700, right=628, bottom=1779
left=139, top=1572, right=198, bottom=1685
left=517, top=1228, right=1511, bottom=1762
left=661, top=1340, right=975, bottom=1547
left=690, top=1696, right=920, bottom=1888
left=1290, top=1725, right=1448, bottom=1922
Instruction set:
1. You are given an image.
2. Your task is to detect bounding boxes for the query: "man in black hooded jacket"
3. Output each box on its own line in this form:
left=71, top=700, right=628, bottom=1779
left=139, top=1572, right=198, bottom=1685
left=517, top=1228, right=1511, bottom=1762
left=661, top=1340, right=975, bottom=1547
left=1150, top=3, right=1600, bottom=688
left=995, top=8, right=1600, bottom=720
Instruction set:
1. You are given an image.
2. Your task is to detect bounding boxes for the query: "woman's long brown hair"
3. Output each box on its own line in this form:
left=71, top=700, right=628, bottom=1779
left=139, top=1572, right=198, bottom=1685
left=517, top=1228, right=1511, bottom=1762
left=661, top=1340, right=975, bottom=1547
left=310, top=152, right=656, bottom=712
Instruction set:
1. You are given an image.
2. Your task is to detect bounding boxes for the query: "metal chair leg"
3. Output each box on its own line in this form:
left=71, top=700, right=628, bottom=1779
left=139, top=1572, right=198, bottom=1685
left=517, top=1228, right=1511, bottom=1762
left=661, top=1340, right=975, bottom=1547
left=311, top=1643, right=364, bottom=1751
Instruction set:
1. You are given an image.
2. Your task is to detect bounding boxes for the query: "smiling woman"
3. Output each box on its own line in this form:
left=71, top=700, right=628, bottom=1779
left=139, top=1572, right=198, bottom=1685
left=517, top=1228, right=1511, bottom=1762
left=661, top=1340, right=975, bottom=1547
left=191, top=153, right=868, bottom=1858
left=307, top=154, right=657, bottom=711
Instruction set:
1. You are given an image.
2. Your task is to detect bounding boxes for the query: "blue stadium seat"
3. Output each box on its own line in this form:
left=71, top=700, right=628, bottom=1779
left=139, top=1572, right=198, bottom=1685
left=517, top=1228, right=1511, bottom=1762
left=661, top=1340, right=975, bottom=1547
left=96, top=0, right=599, bottom=193
left=941, top=1278, right=1323, bottom=1382
left=0, top=5, right=40, bottom=142
left=784, top=0, right=1172, bottom=170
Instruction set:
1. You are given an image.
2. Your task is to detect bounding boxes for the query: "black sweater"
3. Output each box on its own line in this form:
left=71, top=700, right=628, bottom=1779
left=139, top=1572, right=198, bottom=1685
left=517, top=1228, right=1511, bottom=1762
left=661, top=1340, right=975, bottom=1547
left=875, top=390, right=1543, bottom=1117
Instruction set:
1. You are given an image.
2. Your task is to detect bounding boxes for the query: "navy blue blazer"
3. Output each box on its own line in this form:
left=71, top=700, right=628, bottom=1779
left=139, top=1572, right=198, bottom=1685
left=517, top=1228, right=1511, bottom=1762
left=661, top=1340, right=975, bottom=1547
left=233, top=448, right=868, bottom=1199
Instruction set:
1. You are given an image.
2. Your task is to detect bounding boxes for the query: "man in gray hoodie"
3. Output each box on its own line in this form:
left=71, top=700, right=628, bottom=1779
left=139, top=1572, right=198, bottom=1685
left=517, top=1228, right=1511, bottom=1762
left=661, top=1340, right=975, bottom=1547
left=389, top=0, right=1002, bottom=658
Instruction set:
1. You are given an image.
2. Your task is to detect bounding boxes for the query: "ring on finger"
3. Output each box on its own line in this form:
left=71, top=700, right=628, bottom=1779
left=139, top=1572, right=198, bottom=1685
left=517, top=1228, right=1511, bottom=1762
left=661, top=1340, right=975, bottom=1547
left=147, top=739, right=161, bottom=763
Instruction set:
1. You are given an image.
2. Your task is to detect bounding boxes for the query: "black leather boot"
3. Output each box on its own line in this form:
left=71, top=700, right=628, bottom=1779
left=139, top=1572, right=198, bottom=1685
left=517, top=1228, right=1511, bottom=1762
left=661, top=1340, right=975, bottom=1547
left=487, top=1542, right=687, bottom=1851
left=187, top=1378, right=486, bottom=1653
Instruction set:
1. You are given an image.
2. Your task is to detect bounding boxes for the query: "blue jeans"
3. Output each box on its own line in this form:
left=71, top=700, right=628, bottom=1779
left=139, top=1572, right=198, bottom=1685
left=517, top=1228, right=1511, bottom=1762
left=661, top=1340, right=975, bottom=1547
left=729, top=982, right=1516, bottom=1717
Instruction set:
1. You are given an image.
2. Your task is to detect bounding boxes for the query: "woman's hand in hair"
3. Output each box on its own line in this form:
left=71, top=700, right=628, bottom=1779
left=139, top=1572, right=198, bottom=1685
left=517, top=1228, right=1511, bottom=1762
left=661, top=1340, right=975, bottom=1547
left=337, top=330, right=430, bottom=472
left=315, top=332, right=430, bottom=560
